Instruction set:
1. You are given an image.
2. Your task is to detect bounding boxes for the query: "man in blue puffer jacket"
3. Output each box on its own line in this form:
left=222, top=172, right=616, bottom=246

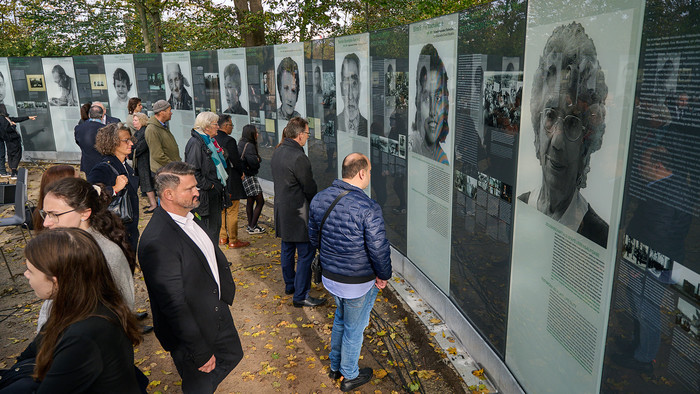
left=309, top=153, right=392, bottom=392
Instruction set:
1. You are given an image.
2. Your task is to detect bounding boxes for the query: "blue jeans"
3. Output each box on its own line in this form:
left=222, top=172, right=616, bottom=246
left=280, top=241, right=315, bottom=302
left=329, top=285, right=379, bottom=380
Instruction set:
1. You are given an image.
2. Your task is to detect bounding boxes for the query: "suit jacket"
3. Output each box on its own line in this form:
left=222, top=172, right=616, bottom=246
left=106, top=115, right=121, bottom=125
left=168, top=88, right=193, bottom=111
left=337, top=109, right=368, bottom=137
left=74, top=120, right=105, bottom=173
left=270, top=138, right=317, bottom=242
left=138, top=207, right=238, bottom=367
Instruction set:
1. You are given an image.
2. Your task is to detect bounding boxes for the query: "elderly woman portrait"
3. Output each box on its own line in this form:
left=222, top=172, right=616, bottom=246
left=185, top=111, right=229, bottom=243
left=409, top=44, right=450, bottom=164
left=517, top=22, right=609, bottom=248
left=166, top=63, right=193, bottom=110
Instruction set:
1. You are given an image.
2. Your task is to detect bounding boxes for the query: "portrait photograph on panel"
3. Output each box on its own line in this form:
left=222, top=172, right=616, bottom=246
left=164, top=61, right=193, bottom=111
left=516, top=20, right=625, bottom=249
left=275, top=56, right=301, bottom=121
left=0, top=61, right=17, bottom=117
left=408, top=41, right=455, bottom=165
left=220, top=61, right=249, bottom=116
left=43, top=61, right=79, bottom=107
left=336, top=51, right=368, bottom=137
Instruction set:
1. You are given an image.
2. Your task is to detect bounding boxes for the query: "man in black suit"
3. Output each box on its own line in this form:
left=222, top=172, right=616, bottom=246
left=138, top=162, right=243, bottom=393
left=93, top=101, right=121, bottom=124
left=74, top=104, right=106, bottom=174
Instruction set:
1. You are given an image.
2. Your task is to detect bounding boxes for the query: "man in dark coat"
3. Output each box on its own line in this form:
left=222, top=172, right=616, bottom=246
left=270, top=117, right=324, bottom=307
left=74, top=104, right=106, bottom=175
left=138, top=162, right=243, bottom=393
left=214, top=114, right=249, bottom=248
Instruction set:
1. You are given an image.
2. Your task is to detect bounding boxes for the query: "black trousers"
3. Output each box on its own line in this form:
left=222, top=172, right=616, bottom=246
left=5, top=133, right=22, bottom=170
left=170, top=300, right=243, bottom=394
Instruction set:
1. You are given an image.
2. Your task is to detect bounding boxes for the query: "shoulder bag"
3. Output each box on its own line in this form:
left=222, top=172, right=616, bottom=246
left=311, top=190, right=350, bottom=283
left=105, top=162, right=134, bottom=224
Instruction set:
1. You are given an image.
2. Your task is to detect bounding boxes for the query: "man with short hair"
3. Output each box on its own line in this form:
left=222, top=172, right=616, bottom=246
left=74, top=104, right=107, bottom=174
left=145, top=99, right=181, bottom=173
left=309, top=153, right=391, bottom=392
left=92, top=101, right=121, bottom=124
left=270, top=117, right=324, bottom=307
left=337, top=54, right=367, bottom=137
left=138, top=162, right=243, bottom=393
left=214, top=114, right=249, bottom=249
left=223, top=64, right=248, bottom=115
left=166, top=63, right=193, bottom=110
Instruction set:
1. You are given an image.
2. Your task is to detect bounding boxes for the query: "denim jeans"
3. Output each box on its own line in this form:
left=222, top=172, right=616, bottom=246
left=329, top=285, right=379, bottom=380
left=280, top=241, right=315, bottom=302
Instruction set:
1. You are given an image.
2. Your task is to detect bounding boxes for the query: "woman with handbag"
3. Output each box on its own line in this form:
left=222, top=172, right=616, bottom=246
left=184, top=111, right=228, bottom=244
left=132, top=112, right=158, bottom=213
left=36, top=177, right=136, bottom=334
left=88, top=123, right=140, bottom=252
left=238, top=124, right=266, bottom=234
left=0, top=228, right=143, bottom=393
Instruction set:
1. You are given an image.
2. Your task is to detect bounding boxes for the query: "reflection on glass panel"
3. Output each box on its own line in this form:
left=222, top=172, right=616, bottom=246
left=602, top=1, right=700, bottom=392
left=246, top=46, right=276, bottom=181
left=305, top=38, right=337, bottom=191
left=450, top=0, right=527, bottom=357
left=370, top=26, right=409, bottom=254
left=190, top=50, right=220, bottom=116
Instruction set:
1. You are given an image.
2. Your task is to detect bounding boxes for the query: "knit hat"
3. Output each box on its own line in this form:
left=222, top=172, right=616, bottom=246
left=153, top=99, right=171, bottom=113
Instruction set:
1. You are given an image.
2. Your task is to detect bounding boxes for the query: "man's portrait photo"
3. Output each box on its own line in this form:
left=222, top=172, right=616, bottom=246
left=166, top=62, right=193, bottom=110
left=517, top=22, right=609, bottom=248
left=223, top=63, right=248, bottom=115
left=47, top=64, right=78, bottom=107
left=337, top=53, right=367, bottom=137
left=409, top=43, right=450, bottom=165
left=276, top=57, right=300, bottom=121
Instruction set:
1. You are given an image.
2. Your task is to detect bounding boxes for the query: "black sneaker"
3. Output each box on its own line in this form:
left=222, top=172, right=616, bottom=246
left=328, top=369, right=341, bottom=380
left=10, top=170, right=17, bottom=180
left=340, top=367, right=373, bottom=392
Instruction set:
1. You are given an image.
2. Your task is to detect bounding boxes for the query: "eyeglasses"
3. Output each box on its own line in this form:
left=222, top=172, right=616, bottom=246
left=120, top=137, right=136, bottom=144
left=39, top=208, right=76, bottom=222
left=541, top=108, right=584, bottom=142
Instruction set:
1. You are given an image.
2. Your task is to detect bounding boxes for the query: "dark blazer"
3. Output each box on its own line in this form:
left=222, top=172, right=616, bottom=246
left=215, top=130, right=246, bottom=202
left=138, top=207, right=240, bottom=368
left=337, top=109, right=368, bottom=137
left=184, top=130, right=223, bottom=217
left=106, top=115, right=121, bottom=125
left=87, top=155, right=140, bottom=224
left=270, top=138, right=318, bottom=242
left=17, top=304, right=141, bottom=393
left=74, top=120, right=105, bottom=173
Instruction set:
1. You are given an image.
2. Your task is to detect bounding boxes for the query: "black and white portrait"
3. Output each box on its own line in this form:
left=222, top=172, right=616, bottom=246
left=409, top=43, right=450, bottom=165
left=337, top=53, right=368, bottom=137
left=276, top=57, right=301, bottom=121
left=44, top=62, right=78, bottom=107
left=517, top=22, right=609, bottom=248
left=165, top=62, right=193, bottom=111
left=222, top=62, right=248, bottom=115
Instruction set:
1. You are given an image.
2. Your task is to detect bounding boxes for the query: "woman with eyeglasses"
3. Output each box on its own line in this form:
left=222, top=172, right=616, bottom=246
left=184, top=111, right=228, bottom=244
left=35, top=177, right=135, bottom=334
left=31, top=164, right=79, bottom=231
left=88, top=123, right=140, bottom=252
left=0, top=228, right=143, bottom=392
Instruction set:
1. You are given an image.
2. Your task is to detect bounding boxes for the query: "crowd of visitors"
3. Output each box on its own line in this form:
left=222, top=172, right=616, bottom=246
left=0, top=94, right=391, bottom=393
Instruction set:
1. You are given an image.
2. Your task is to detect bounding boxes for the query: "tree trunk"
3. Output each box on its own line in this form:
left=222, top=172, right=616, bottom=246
left=150, top=10, right=164, bottom=52
left=133, top=0, right=152, bottom=53
left=233, top=0, right=265, bottom=47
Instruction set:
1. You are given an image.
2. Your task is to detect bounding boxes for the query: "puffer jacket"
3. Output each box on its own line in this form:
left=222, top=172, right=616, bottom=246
left=308, top=179, right=392, bottom=284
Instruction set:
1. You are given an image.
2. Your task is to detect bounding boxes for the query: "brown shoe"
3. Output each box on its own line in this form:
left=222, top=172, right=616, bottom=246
left=229, top=240, right=250, bottom=248
left=219, top=238, right=228, bottom=245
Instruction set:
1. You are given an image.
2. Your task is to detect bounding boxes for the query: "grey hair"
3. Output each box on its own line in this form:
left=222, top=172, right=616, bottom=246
left=530, top=22, right=608, bottom=189
left=193, top=111, right=219, bottom=133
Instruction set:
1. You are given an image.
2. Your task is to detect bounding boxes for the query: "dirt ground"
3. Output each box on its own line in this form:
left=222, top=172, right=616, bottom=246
left=0, top=164, right=468, bottom=394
